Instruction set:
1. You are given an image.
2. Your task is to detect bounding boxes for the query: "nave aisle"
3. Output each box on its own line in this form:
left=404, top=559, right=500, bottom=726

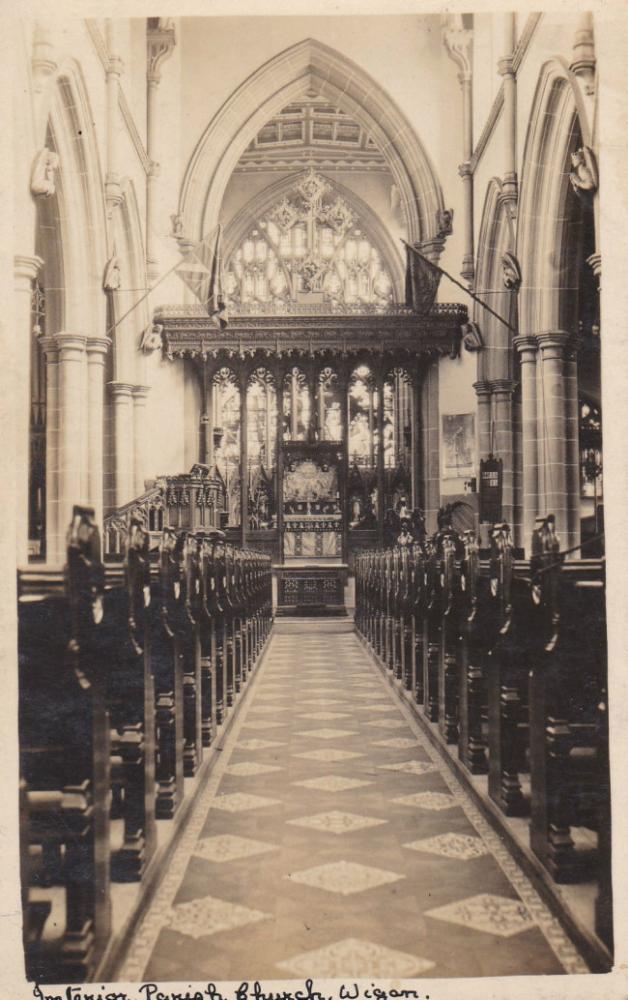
left=118, top=626, right=588, bottom=981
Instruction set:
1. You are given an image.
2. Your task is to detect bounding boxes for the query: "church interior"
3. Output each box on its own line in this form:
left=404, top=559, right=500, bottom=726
left=10, top=11, right=616, bottom=987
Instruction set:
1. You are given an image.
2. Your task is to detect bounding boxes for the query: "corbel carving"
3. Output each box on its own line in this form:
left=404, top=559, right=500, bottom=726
left=462, top=321, right=484, bottom=352
left=140, top=323, right=164, bottom=353
left=147, top=19, right=176, bottom=84
left=437, top=208, right=454, bottom=238
left=103, top=255, right=122, bottom=292
left=570, top=147, right=598, bottom=197
left=443, top=14, right=472, bottom=81
left=170, top=213, right=184, bottom=240
left=501, top=251, right=522, bottom=292
left=30, top=148, right=59, bottom=198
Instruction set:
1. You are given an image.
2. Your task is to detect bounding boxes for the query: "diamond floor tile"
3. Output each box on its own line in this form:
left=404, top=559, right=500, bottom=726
left=292, top=775, right=373, bottom=793
left=286, top=860, right=403, bottom=895
left=193, top=834, right=278, bottom=863
left=295, top=748, right=364, bottom=762
left=404, top=832, right=490, bottom=860
left=211, top=792, right=280, bottom=812
left=165, top=895, right=270, bottom=939
left=277, top=938, right=435, bottom=977
left=287, top=810, right=387, bottom=835
left=425, top=893, right=536, bottom=937
left=119, top=628, right=589, bottom=982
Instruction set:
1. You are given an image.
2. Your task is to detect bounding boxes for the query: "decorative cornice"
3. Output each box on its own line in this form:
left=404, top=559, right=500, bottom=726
left=118, top=86, right=150, bottom=175
left=155, top=305, right=468, bottom=363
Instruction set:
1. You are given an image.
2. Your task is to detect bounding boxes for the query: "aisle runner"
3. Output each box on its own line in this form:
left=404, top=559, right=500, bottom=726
left=119, top=630, right=588, bottom=981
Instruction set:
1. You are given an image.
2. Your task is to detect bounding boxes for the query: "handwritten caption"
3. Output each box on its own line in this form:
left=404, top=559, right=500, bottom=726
left=33, top=979, right=431, bottom=1000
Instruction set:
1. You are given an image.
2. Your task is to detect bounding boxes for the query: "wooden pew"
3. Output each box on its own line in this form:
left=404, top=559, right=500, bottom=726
left=19, top=506, right=111, bottom=982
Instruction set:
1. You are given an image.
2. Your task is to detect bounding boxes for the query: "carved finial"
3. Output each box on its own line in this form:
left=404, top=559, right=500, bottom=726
left=30, top=148, right=59, bottom=198
left=443, top=14, right=473, bottom=81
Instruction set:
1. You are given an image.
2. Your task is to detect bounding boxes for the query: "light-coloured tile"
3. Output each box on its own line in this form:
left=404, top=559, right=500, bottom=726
left=226, top=761, right=283, bottom=777
left=194, top=834, right=278, bottom=863
left=403, top=832, right=490, bottom=861
left=292, top=775, right=373, bottom=793
left=165, top=895, right=270, bottom=939
left=295, top=748, right=364, bottom=762
left=243, top=720, right=287, bottom=731
left=287, top=810, right=386, bottom=835
left=286, top=860, right=403, bottom=895
left=378, top=760, right=438, bottom=775
left=237, top=738, right=285, bottom=751
left=297, top=711, right=352, bottom=721
left=365, top=719, right=409, bottom=730
left=211, top=792, right=280, bottom=813
left=372, top=737, right=419, bottom=749
left=277, top=938, right=435, bottom=977
left=425, top=893, right=535, bottom=937
left=393, top=791, right=458, bottom=811
left=294, top=728, right=358, bottom=740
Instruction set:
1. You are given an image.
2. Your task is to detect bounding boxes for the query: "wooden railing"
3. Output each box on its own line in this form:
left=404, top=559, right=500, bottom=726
left=354, top=520, right=612, bottom=961
left=18, top=507, right=273, bottom=984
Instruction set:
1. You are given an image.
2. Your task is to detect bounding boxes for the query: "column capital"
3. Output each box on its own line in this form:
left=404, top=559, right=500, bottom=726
left=458, top=160, right=472, bottom=180
left=513, top=334, right=537, bottom=358
left=14, top=253, right=44, bottom=284
left=109, top=380, right=135, bottom=399
left=132, top=384, right=151, bottom=401
left=86, top=336, right=112, bottom=358
left=38, top=334, right=59, bottom=358
left=536, top=330, right=572, bottom=355
left=53, top=332, right=87, bottom=355
left=472, top=380, right=492, bottom=399
left=490, top=378, right=515, bottom=396
left=497, top=55, right=515, bottom=78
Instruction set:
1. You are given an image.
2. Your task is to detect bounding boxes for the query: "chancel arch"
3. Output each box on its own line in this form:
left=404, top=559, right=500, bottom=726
left=178, top=38, right=445, bottom=248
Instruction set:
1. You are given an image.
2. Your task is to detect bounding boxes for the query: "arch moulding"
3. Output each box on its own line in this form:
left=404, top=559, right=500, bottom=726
left=178, top=39, right=445, bottom=250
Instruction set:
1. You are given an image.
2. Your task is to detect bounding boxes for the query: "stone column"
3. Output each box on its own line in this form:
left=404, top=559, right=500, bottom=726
left=14, top=254, right=43, bottom=564
left=146, top=20, right=176, bottom=282
left=564, top=346, right=581, bottom=554
left=86, top=338, right=111, bottom=528
left=56, top=334, right=88, bottom=558
left=110, top=381, right=135, bottom=507
left=498, top=14, right=517, bottom=218
left=492, top=378, right=515, bottom=527
left=132, top=385, right=150, bottom=497
left=105, top=21, right=124, bottom=217
left=410, top=374, right=420, bottom=508
left=536, top=332, right=570, bottom=545
left=513, top=336, right=539, bottom=555
left=473, top=380, right=492, bottom=459
left=39, top=336, right=59, bottom=562
left=444, top=16, right=474, bottom=285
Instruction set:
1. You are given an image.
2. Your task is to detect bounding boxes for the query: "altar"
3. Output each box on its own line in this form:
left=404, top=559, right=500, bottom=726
left=282, top=442, right=343, bottom=561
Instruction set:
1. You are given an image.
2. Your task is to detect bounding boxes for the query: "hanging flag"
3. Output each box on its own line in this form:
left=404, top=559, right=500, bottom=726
left=404, top=241, right=442, bottom=314
left=175, top=225, right=229, bottom=328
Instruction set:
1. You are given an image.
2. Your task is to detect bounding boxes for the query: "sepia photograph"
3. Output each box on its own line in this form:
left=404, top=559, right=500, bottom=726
left=3, top=4, right=628, bottom=997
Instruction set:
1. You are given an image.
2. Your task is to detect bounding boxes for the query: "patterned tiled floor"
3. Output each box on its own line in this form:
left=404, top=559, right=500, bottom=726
left=119, top=628, right=589, bottom=981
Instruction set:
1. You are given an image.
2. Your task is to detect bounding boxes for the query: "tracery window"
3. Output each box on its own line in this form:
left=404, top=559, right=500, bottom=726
left=283, top=367, right=310, bottom=441
left=225, top=169, right=394, bottom=309
left=349, top=365, right=379, bottom=470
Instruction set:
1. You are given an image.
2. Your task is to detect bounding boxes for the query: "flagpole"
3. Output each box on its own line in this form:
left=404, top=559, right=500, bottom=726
left=105, top=257, right=185, bottom=338
left=401, top=240, right=516, bottom=333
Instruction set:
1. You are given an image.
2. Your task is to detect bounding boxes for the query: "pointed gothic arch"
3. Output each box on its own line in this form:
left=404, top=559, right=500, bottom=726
left=474, top=178, right=515, bottom=383
left=178, top=38, right=445, bottom=248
